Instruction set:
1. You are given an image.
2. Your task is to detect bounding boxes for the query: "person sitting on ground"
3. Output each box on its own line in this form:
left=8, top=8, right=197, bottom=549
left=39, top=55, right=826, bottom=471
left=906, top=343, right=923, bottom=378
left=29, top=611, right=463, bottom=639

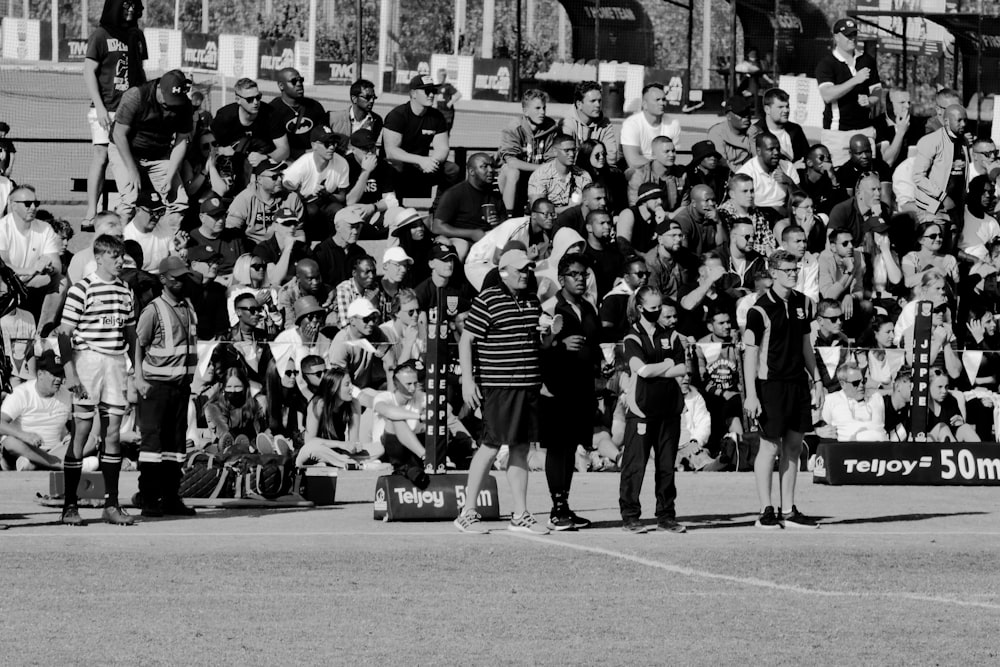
left=497, top=89, right=559, bottom=212
left=0, top=350, right=77, bottom=471
left=431, top=153, right=507, bottom=261
left=281, top=125, right=351, bottom=243
left=297, top=365, right=384, bottom=468
left=527, top=134, right=592, bottom=213
left=676, top=371, right=724, bottom=472
left=372, top=361, right=432, bottom=486
left=627, top=135, right=686, bottom=212
left=817, top=361, right=887, bottom=441
left=225, top=158, right=303, bottom=245
left=251, top=207, right=314, bottom=286
left=334, top=255, right=381, bottom=328
left=926, top=368, right=980, bottom=442
left=204, top=365, right=267, bottom=449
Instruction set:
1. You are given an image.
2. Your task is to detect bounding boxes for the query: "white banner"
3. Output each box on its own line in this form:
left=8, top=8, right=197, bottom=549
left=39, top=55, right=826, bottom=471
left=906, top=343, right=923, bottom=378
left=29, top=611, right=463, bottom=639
left=780, top=75, right=824, bottom=130
left=1, top=18, right=40, bottom=61
left=145, top=28, right=183, bottom=71
left=218, top=34, right=259, bottom=79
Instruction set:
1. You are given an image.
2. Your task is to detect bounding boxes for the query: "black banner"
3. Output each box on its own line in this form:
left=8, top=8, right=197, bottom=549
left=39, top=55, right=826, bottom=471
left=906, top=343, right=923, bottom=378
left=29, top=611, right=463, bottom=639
left=314, top=60, right=360, bottom=86
left=814, top=441, right=1000, bottom=485
left=471, top=58, right=513, bottom=101
left=910, top=300, right=934, bottom=439
left=386, top=54, right=430, bottom=94
left=258, top=39, right=296, bottom=82
left=181, top=32, right=218, bottom=70
left=59, top=37, right=89, bottom=62
left=373, top=474, right=500, bottom=521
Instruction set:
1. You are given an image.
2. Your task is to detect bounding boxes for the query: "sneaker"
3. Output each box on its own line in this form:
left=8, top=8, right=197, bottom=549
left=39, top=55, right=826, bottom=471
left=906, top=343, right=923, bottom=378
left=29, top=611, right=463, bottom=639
left=101, top=505, right=136, bottom=526
left=622, top=517, right=647, bottom=534
left=755, top=506, right=783, bottom=530
left=547, top=507, right=576, bottom=531
left=454, top=509, right=489, bottom=535
left=782, top=505, right=819, bottom=529
left=509, top=511, right=550, bottom=535
left=161, top=498, right=196, bottom=516
left=565, top=508, right=592, bottom=529
left=656, top=518, right=687, bottom=534
left=60, top=504, right=86, bottom=526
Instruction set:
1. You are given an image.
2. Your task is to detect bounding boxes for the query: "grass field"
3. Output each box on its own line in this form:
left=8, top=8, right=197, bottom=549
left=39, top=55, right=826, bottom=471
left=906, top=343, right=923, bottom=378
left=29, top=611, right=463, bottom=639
left=1, top=469, right=999, bottom=664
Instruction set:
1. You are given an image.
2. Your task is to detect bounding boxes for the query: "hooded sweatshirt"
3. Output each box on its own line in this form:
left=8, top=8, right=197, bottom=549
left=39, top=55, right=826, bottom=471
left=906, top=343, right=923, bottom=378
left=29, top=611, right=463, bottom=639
left=497, top=116, right=560, bottom=166
left=86, top=0, right=147, bottom=111
left=536, top=227, right=598, bottom=311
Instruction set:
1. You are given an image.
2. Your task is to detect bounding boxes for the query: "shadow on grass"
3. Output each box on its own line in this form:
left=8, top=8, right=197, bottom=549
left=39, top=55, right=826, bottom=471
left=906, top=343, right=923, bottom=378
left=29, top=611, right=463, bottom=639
left=820, top=511, right=990, bottom=526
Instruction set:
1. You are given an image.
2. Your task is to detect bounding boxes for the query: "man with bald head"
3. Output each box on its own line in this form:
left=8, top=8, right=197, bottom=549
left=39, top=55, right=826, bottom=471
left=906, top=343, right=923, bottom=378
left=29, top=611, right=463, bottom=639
left=835, top=133, right=892, bottom=200
left=924, top=88, right=961, bottom=135
left=913, top=103, right=969, bottom=223
left=269, top=67, right=328, bottom=161
left=797, top=144, right=848, bottom=216
left=673, top=185, right=721, bottom=255
left=736, top=132, right=800, bottom=218
left=431, top=152, right=507, bottom=261
left=627, top=135, right=686, bottom=212
left=278, top=258, right=331, bottom=329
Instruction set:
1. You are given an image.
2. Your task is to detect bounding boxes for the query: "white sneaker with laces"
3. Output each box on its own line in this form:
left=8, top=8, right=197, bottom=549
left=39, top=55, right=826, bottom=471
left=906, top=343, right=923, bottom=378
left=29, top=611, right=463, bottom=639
left=508, top=511, right=550, bottom=535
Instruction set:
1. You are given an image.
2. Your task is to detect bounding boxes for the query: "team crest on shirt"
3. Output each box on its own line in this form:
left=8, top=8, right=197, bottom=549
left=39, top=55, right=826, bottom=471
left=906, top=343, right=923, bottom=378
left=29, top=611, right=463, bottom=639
left=446, top=295, right=459, bottom=316
left=796, top=307, right=805, bottom=320
left=660, top=338, right=671, bottom=350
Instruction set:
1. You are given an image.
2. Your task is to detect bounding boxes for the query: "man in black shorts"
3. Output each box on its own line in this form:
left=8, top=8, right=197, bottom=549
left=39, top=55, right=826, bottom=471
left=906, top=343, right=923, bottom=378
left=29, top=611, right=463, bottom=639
left=454, top=249, right=552, bottom=535
left=743, top=249, right=824, bottom=529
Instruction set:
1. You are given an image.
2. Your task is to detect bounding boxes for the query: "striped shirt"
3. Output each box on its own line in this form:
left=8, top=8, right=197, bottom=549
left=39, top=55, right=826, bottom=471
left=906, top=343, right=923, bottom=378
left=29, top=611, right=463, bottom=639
left=744, top=288, right=813, bottom=382
left=62, top=273, right=135, bottom=355
left=464, top=284, right=541, bottom=388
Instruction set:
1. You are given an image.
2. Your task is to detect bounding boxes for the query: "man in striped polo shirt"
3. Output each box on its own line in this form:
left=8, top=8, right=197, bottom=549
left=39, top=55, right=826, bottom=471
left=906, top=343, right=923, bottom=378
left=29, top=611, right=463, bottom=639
left=133, top=256, right=199, bottom=518
left=455, top=248, right=552, bottom=535
left=58, top=234, right=137, bottom=526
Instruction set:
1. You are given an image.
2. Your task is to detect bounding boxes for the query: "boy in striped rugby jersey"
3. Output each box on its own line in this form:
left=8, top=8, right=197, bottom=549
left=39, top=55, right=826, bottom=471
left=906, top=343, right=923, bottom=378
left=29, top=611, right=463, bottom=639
left=58, top=234, right=137, bottom=526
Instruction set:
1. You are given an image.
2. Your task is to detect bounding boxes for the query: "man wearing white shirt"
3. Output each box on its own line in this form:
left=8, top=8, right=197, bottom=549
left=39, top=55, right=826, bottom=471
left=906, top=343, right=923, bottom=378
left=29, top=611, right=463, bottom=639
left=779, top=224, right=820, bottom=304
left=0, top=186, right=63, bottom=332
left=123, top=191, right=177, bottom=273
left=282, top=124, right=350, bottom=242
left=737, top=133, right=799, bottom=217
left=818, top=361, right=887, bottom=441
left=620, top=83, right=682, bottom=169
left=0, top=350, right=74, bottom=471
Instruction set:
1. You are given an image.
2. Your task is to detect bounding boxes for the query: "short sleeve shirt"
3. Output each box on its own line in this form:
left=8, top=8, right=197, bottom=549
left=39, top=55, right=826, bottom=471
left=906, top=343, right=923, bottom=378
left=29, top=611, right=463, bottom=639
left=744, top=288, right=813, bottom=382
left=114, top=81, right=193, bottom=159
left=435, top=181, right=507, bottom=231
left=0, top=380, right=72, bottom=451
left=267, top=96, right=328, bottom=158
left=464, top=284, right=541, bottom=388
left=383, top=103, right=448, bottom=156
left=620, top=112, right=682, bottom=157
left=85, top=26, right=148, bottom=111
left=282, top=152, right=350, bottom=199
left=0, top=214, right=60, bottom=269
left=210, top=102, right=285, bottom=154
left=346, top=154, right=398, bottom=206
left=815, top=51, right=881, bottom=131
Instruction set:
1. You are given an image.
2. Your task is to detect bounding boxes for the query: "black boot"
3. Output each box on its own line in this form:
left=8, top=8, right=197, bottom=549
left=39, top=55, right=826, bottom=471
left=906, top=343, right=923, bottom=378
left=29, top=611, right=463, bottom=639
left=135, top=461, right=163, bottom=517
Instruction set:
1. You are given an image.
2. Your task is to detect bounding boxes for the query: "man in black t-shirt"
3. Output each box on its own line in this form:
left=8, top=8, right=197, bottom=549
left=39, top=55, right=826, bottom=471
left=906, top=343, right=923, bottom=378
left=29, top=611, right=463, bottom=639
left=835, top=134, right=893, bottom=203
left=383, top=74, right=461, bottom=209
left=814, top=18, right=882, bottom=167
left=345, top=129, right=398, bottom=232
left=211, top=77, right=289, bottom=192
left=269, top=67, right=327, bottom=161
left=430, top=153, right=506, bottom=261
left=252, top=207, right=315, bottom=286
left=882, top=370, right=912, bottom=441
left=797, top=144, right=849, bottom=217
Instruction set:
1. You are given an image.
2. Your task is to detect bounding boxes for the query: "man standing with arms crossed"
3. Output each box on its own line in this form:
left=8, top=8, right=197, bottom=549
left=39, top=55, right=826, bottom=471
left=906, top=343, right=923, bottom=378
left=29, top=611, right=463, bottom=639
left=454, top=249, right=552, bottom=535
left=743, top=249, right=824, bottom=529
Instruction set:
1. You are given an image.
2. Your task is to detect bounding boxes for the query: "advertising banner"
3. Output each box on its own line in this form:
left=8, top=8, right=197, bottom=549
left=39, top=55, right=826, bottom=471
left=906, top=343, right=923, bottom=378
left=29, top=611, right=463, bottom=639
left=471, top=58, right=513, bottom=101
left=644, top=68, right=688, bottom=110
left=218, top=34, right=258, bottom=79
left=59, top=37, right=89, bottom=62
left=182, top=32, right=219, bottom=71
left=779, top=75, right=824, bottom=129
left=314, top=60, right=371, bottom=86
left=814, top=441, right=1000, bottom=485
left=387, top=53, right=431, bottom=94
left=145, top=28, right=182, bottom=71
left=258, top=39, right=296, bottom=81
left=1, top=18, right=41, bottom=61
left=373, top=474, right=501, bottom=521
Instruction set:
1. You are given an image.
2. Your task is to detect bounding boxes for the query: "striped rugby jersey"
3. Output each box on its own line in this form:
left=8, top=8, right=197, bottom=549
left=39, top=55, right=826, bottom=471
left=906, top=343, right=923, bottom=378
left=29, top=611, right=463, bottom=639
left=62, top=273, right=135, bottom=355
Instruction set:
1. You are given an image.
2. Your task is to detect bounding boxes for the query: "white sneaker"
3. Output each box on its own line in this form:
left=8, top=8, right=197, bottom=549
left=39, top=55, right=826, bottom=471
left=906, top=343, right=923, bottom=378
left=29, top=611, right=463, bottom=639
left=508, top=511, right=550, bottom=535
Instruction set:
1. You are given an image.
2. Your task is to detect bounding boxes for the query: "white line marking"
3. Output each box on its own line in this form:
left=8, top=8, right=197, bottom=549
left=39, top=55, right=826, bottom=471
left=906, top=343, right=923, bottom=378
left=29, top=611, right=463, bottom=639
left=502, top=532, right=1000, bottom=611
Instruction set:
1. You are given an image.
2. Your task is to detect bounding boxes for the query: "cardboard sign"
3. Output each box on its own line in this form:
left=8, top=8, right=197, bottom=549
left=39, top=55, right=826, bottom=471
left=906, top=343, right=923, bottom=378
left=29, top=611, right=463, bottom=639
left=373, top=473, right=501, bottom=521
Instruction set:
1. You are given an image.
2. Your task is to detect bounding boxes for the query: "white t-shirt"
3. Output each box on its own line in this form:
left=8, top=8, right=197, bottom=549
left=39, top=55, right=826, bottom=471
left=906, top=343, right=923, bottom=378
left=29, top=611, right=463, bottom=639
left=0, top=177, right=12, bottom=214
left=620, top=112, right=682, bottom=159
left=821, top=390, right=887, bottom=441
left=0, top=213, right=60, bottom=269
left=282, top=152, right=350, bottom=199
left=124, top=222, right=173, bottom=273
left=736, top=157, right=800, bottom=209
left=371, top=390, right=421, bottom=446
left=1, top=379, right=72, bottom=451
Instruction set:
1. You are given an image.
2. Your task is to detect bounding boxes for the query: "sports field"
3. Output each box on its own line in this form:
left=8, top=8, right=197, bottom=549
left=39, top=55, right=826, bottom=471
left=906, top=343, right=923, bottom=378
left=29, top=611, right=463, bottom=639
left=1, top=469, right=998, bottom=664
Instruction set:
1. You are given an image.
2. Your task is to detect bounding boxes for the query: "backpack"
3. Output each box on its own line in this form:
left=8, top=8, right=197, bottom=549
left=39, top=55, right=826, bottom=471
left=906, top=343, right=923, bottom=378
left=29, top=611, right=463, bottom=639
left=178, top=451, right=233, bottom=499
left=224, top=452, right=295, bottom=500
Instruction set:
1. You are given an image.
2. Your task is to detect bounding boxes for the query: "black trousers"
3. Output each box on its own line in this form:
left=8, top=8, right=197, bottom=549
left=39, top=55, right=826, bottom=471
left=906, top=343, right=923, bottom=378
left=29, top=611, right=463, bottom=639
left=619, top=413, right=680, bottom=521
left=540, top=393, right=593, bottom=502
left=137, top=380, right=191, bottom=502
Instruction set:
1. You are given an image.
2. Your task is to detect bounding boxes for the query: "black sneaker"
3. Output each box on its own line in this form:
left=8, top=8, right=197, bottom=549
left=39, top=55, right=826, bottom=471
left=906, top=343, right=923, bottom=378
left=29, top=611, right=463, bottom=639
left=656, top=518, right=687, bottom=534
left=161, top=498, right=197, bottom=516
left=60, top=504, right=85, bottom=526
left=755, top=506, right=782, bottom=530
left=782, top=505, right=819, bottom=529
left=566, top=509, right=592, bottom=530
left=622, top=518, right=647, bottom=534
left=547, top=507, right=576, bottom=531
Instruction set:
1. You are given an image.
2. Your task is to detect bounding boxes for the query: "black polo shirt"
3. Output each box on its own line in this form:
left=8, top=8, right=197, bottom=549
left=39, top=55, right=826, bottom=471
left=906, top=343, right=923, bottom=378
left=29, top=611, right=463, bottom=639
left=210, top=102, right=285, bottom=154
left=744, top=288, right=813, bottom=382
left=622, top=323, right=685, bottom=418
left=383, top=103, right=448, bottom=156
left=815, top=51, right=880, bottom=131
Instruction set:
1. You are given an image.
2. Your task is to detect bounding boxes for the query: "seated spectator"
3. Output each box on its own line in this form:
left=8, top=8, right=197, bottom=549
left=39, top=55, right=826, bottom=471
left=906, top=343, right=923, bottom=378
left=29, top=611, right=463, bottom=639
left=263, top=352, right=309, bottom=441
left=380, top=288, right=423, bottom=367
left=1, top=301, right=36, bottom=387
left=735, top=267, right=773, bottom=332
left=373, top=361, right=433, bottom=484
left=717, top=173, right=775, bottom=256
left=465, top=198, right=556, bottom=291
left=891, top=153, right=920, bottom=217
left=328, top=79, right=384, bottom=148
left=961, top=305, right=1000, bottom=390
left=576, top=140, right=626, bottom=216
left=315, top=205, right=368, bottom=288
left=643, top=219, right=698, bottom=303
left=414, top=242, right=474, bottom=317
left=797, top=144, right=848, bottom=217
left=718, top=218, right=765, bottom=294
left=124, top=190, right=178, bottom=273
left=775, top=191, right=827, bottom=255
left=204, top=366, right=267, bottom=447
left=536, top=228, right=597, bottom=309
left=901, top=301, right=962, bottom=381
left=874, top=88, right=921, bottom=168
left=616, top=183, right=665, bottom=256
left=582, top=209, right=624, bottom=300
left=186, top=194, right=251, bottom=279
left=968, top=137, right=1000, bottom=183
left=225, top=158, right=303, bottom=245
left=225, top=291, right=273, bottom=343
left=561, top=80, right=620, bottom=165
left=620, top=82, right=681, bottom=169
left=818, top=227, right=868, bottom=330
left=959, top=174, right=1000, bottom=263
left=344, top=129, right=398, bottom=228
left=812, top=298, right=851, bottom=394
left=68, top=211, right=126, bottom=283
left=527, top=134, right=592, bottom=213
left=334, top=255, right=381, bottom=328
left=926, top=368, right=980, bottom=442
left=210, top=77, right=289, bottom=178
left=251, top=207, right=313, bottom=286
left=836, top=134, right=893, bottom=201
left=269, top=67, right=328, bottom=161
left=861, top=216, right=904, bottom=318
left=828, top=171, right=888, bottom=248
left=47, top=217, right=74, bottom=275
left=857, top=313, right=904, bottom=392
left=274, top=295, right=334, bottom=348
left=282, top=125, right=351, bottom=242
left=0, top=350, right=76, bottom=471
left=693, top=306, right=744, bottom=449
left=599, top=256, right=648, bottom=343
left=626, top=135, right=685, bottom=211
left=227, top=254, right=281, bottom=336
left=297, top=366, right=384, bottom=468
left=497, top=89, right=559, bottom=212
left=278, top=259, right=331, bottom=330
left=882, top=368, right=912, bottom=441
left=388, top=207, right=433, bottom=285
left=430, top=153, right=506, bottom=260
left=685, top=140, right=731, bottom=206
left=894, top=269, right=948, bottom=346
left=377, top=246, right=412, bottom=320
left=676, top=372, right=723, bottom=471
left=327, top=297, right=395, bottom=390
left=778, top=224, right=819, bottom=304
left=181, top=130, right=229, bottom=203
left=748, top=87, right=809, bottom=165
left=553, top=183, right=606, bottom=239
left=736, top=132, right=799, bottom=219
left=678, top=250, right=737, bottom=337
left=902, top=221, right=959, bottom=290
left=673, top=184, right=721, bottom=256
left=817, top=361, right=887, bottom=441
left=707, top=94, right=754, bottom=169
left=189, top=256, right=230, bottom=339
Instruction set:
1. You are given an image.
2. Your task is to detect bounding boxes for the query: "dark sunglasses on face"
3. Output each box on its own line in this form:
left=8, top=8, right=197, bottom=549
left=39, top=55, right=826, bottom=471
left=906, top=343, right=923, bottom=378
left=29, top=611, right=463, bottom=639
left=924, top=233, right=942, bottom=240
left=238, top=306, right=263, bottom=314
left=821, top=313, right=843, bottom=322
left=631, top=271, right=649, bottom=278
left=278, top=218, right=300, bottom=227
left=357, top=94, right=377, bottom=101
left=284, top=369, right=300, bottom=377
left=238, top=93, right=263, bottom=102
left=13, top=200, right=40, bottom=207
left=361, top=314, right=380, bottom=324
left=288, top=77, right=305, bottom=84
left=250, top=263, right=265, bottom=270
left=845, top=378, right=864, bottom=388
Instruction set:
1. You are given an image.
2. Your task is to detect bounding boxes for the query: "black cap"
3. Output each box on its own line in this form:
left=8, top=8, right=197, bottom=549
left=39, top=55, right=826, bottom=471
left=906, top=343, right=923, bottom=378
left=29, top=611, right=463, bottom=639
left=35, top=349, right=65, bottom=377
left=727, top=94, right=754, bottom=117
left=833, top=18, right=859, bottom=37
left=349, top=129, right=377, bottom=151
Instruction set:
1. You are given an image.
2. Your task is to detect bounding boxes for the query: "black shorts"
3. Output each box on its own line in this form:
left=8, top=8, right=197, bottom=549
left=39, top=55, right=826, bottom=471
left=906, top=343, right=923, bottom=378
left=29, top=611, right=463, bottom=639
left=480, top=387, right=540, bottom=448
left=757, top=380, right=811, bottom=440
left=381, top=432, right=421, bottom=466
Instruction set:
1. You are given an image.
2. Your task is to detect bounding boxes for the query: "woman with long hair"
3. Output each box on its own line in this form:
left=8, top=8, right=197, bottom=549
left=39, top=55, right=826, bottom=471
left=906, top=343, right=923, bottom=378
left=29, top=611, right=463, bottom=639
left=856, top=314, right=904, bottom=392
left=575, top=139, right=627, bottom=215
left=901, top=221, right=959, bottom=289
left=204, top=366, right=267, bottom=447
left=297, top=366, right=384, bottom=467
left=773, top=191, right=826, bottom=254
left=959, top=174, right=1000, bottom=262
left=926, top=368, right=980, bottom=442
left=860, top=216, right=904, bottom=320
left=181, top=130, right=229, bottom=201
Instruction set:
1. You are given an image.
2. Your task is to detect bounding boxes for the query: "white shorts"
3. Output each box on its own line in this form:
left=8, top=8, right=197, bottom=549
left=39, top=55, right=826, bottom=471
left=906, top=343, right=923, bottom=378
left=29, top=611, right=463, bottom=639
left=74, top=349, right=128, bottom=413
left=87, top=108, right=116, bottom=146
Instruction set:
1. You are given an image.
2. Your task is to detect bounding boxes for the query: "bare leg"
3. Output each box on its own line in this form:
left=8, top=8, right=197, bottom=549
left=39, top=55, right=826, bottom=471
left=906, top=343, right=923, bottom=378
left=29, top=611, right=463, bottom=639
left=85, top=144, right=109, bottom=222
left=2, top=437, right=62, bottom=469
left=461, top=444, right=498, bottom=513
left=506, top=443, right=530, bottom=517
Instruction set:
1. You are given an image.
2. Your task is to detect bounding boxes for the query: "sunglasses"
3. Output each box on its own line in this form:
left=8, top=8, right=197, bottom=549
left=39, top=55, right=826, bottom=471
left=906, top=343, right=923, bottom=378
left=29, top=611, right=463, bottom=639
left=838, top=241, right=854, bottom=247
left=237, top=93, right=263, bottom=102
left=360, top=314, right=380, bottom=324
left=356, top=94, right=377, bottom=101
left=561, top=270, right=587, bottom=279
left=277, top=218, right=300, bottom=226
left=250, top=263, right=265, bottom=270
left=284, top=369, right=300, bottom=377
left=288, top=77, right=305, bottom=84
left=401, top=308, right=418, bottom=316
left=775, top=266, right=800, bottom=275
left=238, top=306, right=263, bottom=314
left=631, top=271, right=650, bottom=278
left=820, top=314, right=844, bottom=322
left=845, top=378, right=864, bottom=388
left=12, top=200, right=40, bottom=207
left=924, top=233, right=942, bottom=240
left=975, top=149, right=999, bottom=157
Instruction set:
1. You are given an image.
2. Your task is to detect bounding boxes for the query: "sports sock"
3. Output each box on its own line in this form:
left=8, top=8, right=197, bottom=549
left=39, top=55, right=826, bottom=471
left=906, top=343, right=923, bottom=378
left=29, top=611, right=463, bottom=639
left=100, top=454, right=122, bottom=508
left=63, top=458, right=83, bottom=506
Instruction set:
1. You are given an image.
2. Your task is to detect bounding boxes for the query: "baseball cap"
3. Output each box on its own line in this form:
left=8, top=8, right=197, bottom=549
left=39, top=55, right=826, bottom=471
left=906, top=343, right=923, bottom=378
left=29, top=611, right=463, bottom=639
left=386, top=207, right=425, bottom=237
left=409, top=74, right=438, bottom=92
left=864, top=216, right=890, bottom=234
left=35, top=349, right=65, bottom=378
left=833, top=18, right=859, bottom=36
left=309, top=125, right=340, bottom=144
left=636, top=183, right=663, bottom=206
left=349, top=129, right=377, bottom=151
left=293, top=296, right=326, bottom=323
left=430, top=242, right=459, bottom=262
left=727, top=94, right=754, bottom=117
left=691, top=139, right=722, bottom=165
left=252, top=158, right=286, bottom=176
left=498, top=249, right=534, bottom=272
left=656, top=217, right=683, bottom=236
left=200, top=193, right=226, bottom=217
left=334, top=205, right=366, bottom=226
left=346, top=297, right=378, bottom=319
left=274, top=207, right=300, bottom=226
left=382, top=246, right=413, bottom=265
left=159, top=70, right=191, bottom=107
left=159, top=255, right=196, bottom=277
left=136, top=189, right=166, bottom=211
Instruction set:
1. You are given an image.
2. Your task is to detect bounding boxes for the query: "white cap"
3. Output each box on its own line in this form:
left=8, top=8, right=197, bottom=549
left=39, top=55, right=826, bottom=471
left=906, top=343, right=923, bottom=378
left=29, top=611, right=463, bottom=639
left=382, top=246, right=413, bottom=265
left=346, top=297, right=378, bottom=319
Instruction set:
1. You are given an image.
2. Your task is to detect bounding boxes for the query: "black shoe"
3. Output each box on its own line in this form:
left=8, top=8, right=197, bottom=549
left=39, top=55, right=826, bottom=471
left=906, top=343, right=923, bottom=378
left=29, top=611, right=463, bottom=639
left=656, top=518, right=687, bottom=533
left=60, top=504, right=85, bottom=526
left=565, top=509, right=592, bottom=530
left=161, top=498, right=197, bottom=516
left=782, top=505, right=818, bottom=529
left=755, top=505, right=783, bottom=530
left=622, top=518, right=647, bottom=534
left=547, top=507, right=576, bottom=531
left=132, top=492, right=164, bottom=518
